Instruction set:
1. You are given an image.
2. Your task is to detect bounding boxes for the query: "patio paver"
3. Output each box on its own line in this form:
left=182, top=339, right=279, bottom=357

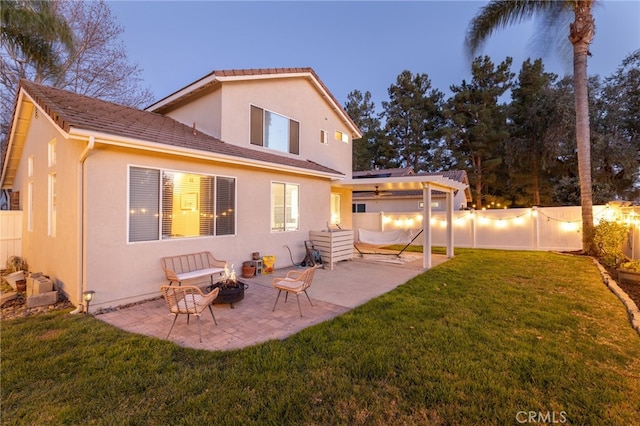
left=97, top=252, right=446, bottom=351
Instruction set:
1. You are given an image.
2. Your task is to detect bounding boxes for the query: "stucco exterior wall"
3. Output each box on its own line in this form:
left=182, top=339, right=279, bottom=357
left=219, top=78, right=353, bottom=177
left=10, top=113, right=82, bottom=304
left=161, top=77, right=354, bottom=178
left=162, top=88, right=223, bottom=139
left=83, top=146, right=334, bottom=309
left=330, top=186, right=353, bottom=230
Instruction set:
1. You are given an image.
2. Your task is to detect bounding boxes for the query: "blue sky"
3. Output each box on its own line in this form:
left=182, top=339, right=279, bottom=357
left=107, top=1, right=640, bottom=109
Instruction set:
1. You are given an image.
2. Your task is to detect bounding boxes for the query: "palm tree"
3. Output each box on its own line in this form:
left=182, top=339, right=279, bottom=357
left=1, top=0, right=74, bottom=80
left=466, top=0, right=596, bottom=253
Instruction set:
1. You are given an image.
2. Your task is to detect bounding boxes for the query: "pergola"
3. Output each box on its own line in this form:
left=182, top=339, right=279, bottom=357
left=334, top=175, right=469, bottom=269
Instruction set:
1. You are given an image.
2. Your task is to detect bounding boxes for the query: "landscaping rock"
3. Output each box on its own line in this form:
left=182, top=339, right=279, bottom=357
left=26, top=291, right=58, bottom=308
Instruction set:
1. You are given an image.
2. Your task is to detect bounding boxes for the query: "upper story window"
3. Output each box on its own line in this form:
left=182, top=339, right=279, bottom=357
left=129, top=166, right=236, bottom=242
left=251, top=105, right=299, bottom=155
left=334, top=130, right=349, bottom=143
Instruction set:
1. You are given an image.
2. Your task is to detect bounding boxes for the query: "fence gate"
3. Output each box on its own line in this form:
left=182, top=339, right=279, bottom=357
left=0, top=211, right=22, bottom=267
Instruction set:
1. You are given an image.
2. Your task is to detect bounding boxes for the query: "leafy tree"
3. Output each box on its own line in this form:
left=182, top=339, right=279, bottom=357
left=445, top=56, right=513, bottom=208
left=1, top=0, right=74, bottom=144
left=593, top=50, right=640, bottom=202
left=381, top=70, right=445, bottom=172
left=0, top=0, right=73, bottom=78
left=542, top=76, right=577, bottom=205
left=344, top=90, right=383, bottom=171
left=466, top=0, right=598, bottom=252
left=1, top=0, right=153, bottom=145
left=507, top=58, right=558, bottom=206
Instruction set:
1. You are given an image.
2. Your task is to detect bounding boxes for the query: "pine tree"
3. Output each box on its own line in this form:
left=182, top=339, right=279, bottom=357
left=381, top=70, right=444, bottom=172
left=445, top=56, right=513, bottom=208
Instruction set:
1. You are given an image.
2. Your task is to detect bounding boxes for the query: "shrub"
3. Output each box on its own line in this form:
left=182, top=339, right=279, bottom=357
left=592, top=220, right=629, bottom=269
left=620, top=259, right=640, bottom=271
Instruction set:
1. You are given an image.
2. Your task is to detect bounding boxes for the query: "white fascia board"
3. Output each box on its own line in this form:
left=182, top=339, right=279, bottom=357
left=2, top=90, right=73, bottom=188
left=334, top=176, right=468, bottom=193
left=145, top=73, right=219, bottom=112
left=68, top=128, right=343, bottom=180
left=0, top=90, right=26, bottom=187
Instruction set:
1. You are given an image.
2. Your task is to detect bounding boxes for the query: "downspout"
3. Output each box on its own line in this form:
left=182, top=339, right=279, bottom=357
left=70, top=135, right=95, bottom=314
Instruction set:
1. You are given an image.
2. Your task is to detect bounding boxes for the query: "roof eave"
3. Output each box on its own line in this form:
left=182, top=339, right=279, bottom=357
left=69, top=128, right=344, bottom=180
left=334, top=175, right=469, bottom=193
left=144, top=72, right=218, bottom=112
left=1, top=89, right=35, bottom=189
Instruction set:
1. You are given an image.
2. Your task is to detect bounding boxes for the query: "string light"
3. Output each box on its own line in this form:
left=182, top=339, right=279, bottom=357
left=375, top=205, right=633, bottom=234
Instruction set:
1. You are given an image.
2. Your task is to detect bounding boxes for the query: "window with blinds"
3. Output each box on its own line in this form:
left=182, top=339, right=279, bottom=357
left=129, top=167, right=236, bottom=242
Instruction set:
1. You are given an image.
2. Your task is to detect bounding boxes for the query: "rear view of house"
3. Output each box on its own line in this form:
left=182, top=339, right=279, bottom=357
left=1, top=68, right=361, bottom=310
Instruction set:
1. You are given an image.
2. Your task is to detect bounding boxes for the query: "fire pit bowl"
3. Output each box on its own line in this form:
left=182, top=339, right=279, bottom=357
left=208, top=281, right=247, bottom=308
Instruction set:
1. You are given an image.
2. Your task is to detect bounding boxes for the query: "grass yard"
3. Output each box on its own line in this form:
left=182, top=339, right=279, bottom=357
left=2, top=249, right=639, bottom=424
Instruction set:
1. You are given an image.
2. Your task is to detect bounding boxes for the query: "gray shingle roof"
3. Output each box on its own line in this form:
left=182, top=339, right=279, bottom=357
left=18, top=79, right=343, bottom=176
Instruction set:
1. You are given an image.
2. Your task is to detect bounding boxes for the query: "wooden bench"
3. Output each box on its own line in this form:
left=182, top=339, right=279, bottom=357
left=161, top=252, right=227, bottom=286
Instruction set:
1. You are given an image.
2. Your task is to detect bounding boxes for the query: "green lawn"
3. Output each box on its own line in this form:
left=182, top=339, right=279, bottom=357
left=2, top=250, right=639, bottom=425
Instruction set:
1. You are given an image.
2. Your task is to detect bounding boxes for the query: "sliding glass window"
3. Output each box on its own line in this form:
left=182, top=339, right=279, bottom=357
left=129, top=167, right=236, bottom=242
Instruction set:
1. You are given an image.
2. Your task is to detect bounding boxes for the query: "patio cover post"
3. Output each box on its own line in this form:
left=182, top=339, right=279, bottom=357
left=422, top=183, right=432, bottom=269
left=446, top=189, right=454, bottom=258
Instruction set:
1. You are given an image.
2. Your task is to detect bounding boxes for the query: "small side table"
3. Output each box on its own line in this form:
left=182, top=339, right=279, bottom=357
left=250, top=259, right=263, bottom=275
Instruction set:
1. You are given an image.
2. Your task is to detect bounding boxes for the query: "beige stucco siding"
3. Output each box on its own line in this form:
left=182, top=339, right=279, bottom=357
left=162, top=87, right=223, bottom=139
left=83, top=146, right=334, bottom=309
left=330, top=186, right=353, bottom=230
left=10, top=111, right=82, bottom=304
left=219, top=78, right=353, bottom=176
left=161, top=77, right=353, bottom=178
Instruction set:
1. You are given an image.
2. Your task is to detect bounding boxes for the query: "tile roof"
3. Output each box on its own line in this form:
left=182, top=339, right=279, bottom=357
left=17, top=79, right=343, bottom=176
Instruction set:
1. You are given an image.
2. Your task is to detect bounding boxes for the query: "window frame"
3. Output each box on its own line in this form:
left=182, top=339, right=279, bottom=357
left=334, top=130, right=349, bottom=143
left=250, top=105, right=300, bottom=155
left=320, top=129, right=328, bottom=145
left=352, top=203, right=366, bottom=213
left=128, top=165, right=237, bottom=243
left=48, top=139, right=56, bottom=167
left=330, top=193, right=341, bottom=225
left=48, top=173, right=56, bottom=237
left=270, top=181, right=300, bottom=232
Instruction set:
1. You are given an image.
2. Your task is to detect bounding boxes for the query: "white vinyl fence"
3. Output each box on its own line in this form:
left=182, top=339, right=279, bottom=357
left=0, top=211, right=22, bottom=266
left=1, top=206, right=638, bottom=268
left=353, top=205, right=640, bottom=259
